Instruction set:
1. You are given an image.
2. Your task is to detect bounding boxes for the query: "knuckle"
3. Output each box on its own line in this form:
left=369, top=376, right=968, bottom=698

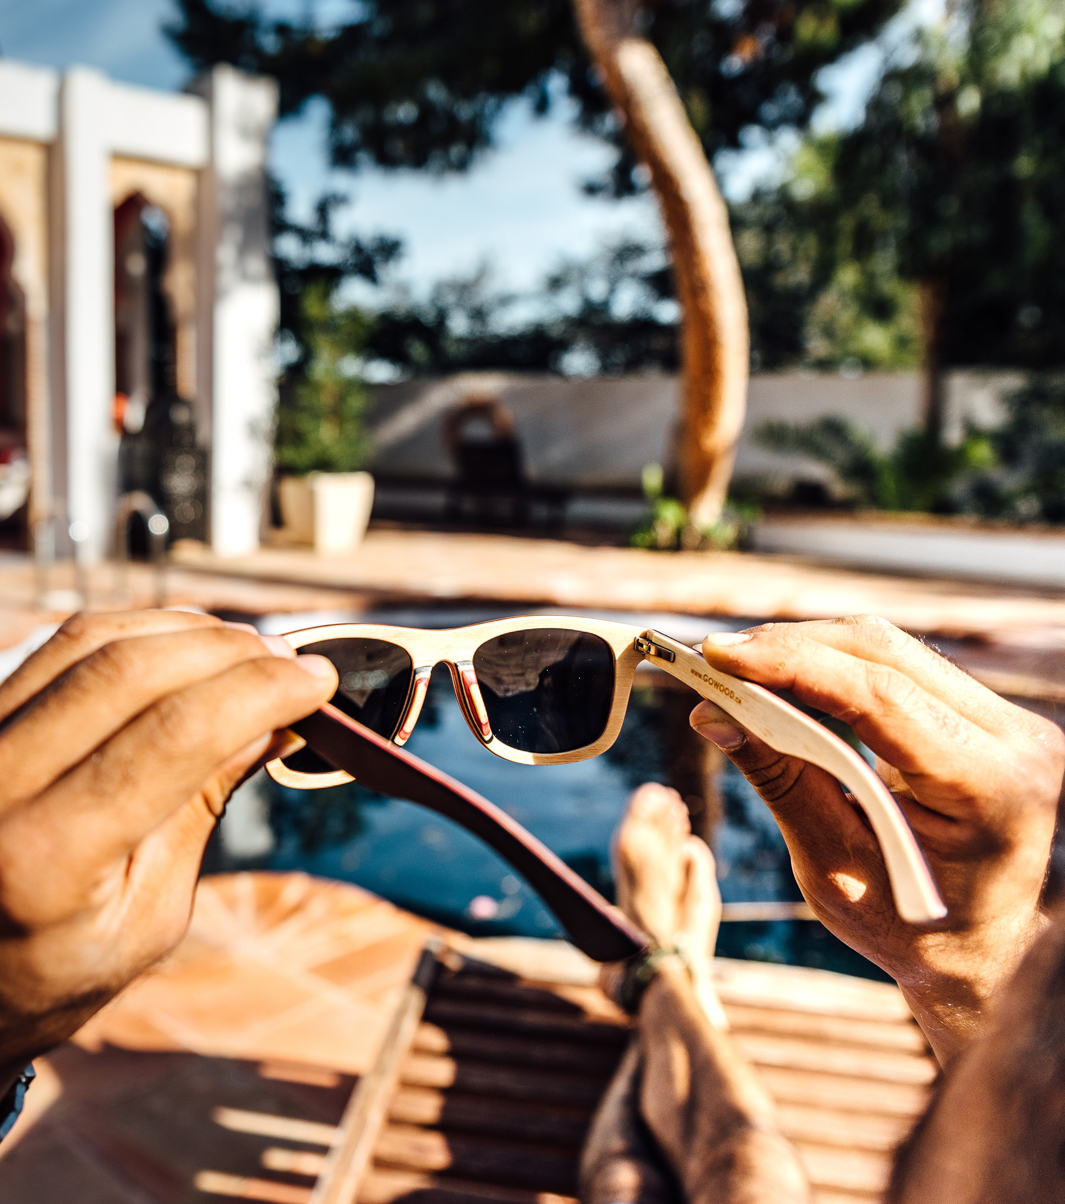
left=83, top=638, right=138, bottom=687
left=54, top=611, right=103, bottom=653
left=151, top=690, right=203, bottom=751
left=861, top=659, right=905, bottom=708
left=741, top=750, right=807, bottom=804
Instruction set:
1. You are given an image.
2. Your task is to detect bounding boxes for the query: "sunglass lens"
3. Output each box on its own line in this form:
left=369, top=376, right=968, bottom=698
left=472, top=629, right=614, bottom=754
left=281, top=637, right=414, bottom=775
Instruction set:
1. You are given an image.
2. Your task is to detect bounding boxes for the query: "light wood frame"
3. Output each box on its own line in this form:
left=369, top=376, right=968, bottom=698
left=267, top=616, right=945, bottom=924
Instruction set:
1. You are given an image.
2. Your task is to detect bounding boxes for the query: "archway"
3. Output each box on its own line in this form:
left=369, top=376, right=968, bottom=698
left=0, top=214, right=30, bottom=545
left=114, top=195, right=206, bottom=549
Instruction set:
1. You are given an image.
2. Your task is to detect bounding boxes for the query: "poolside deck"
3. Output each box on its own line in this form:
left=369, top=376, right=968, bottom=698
left=2, top=526, right=1065, bottom=645
left=171, top=529, right=1065, bottom=637
left=0, top=872, right=934, bottom=1204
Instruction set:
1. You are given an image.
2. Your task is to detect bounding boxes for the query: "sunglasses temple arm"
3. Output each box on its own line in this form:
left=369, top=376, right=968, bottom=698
left=290, top=705, right=647, bottom=963
left=639, top=633, right=946, bottom=924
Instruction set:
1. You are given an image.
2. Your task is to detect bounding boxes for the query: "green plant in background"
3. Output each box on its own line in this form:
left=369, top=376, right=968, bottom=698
left=962, top=375, right=1065, bottom=522
left=756, top=418, right=995, bottom=512
left=631, top=464, right=756, bottom=551
left=275, top=280, right=373, bottom=476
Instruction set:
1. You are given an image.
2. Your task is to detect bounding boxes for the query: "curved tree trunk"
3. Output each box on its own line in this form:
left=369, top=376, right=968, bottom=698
left=573, top=0, right=749, bottom=527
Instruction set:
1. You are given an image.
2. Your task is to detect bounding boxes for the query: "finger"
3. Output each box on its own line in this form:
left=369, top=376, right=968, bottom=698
left=0, top=610, right=223, bottom=721
left=113, top=730, right=289, bottom=968
left=771, top=616, right=1028, bottom=737
left=0, top=627, right=297, bottom=804
left=688, top=699, right=893, bottom=915
left=700, top=625, right=1015, bottom=816
left=12, top=655, right=338, bottom=899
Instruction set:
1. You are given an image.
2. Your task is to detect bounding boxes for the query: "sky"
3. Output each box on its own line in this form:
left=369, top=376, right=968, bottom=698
left=0, top=0, right=886, bottom=299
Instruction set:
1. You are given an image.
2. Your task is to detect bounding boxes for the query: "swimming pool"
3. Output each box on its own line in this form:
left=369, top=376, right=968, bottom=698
left=209, top=606, right=888, bottom=980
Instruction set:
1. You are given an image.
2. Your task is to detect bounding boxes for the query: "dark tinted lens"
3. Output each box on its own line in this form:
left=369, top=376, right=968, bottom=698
left=281, top=637, right=414, bottom=775
left=472, top=629, right=614, bottom=754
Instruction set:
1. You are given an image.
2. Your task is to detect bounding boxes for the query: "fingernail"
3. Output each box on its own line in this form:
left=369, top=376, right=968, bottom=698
left=261, top=635, right=295, bottom=657
left=705, top=631, right=753, bottom=646
left=693, top=721, right=747, bottom=750
left=295, top=653, right=337, bottom=683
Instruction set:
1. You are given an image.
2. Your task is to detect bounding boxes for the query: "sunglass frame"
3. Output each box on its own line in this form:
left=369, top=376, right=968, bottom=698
left=267, top=615, right=646, bottom=787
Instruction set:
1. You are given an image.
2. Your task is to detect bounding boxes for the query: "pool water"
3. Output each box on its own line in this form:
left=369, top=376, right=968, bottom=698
left=210, top=608, right=889, bottom=981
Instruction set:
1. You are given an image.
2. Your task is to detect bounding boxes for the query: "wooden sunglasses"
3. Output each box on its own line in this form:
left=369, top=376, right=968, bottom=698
left=272, top=616, right=946, bottom=927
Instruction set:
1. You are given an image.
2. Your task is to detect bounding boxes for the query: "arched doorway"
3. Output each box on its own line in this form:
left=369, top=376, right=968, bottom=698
left=114, top=195, right=206, bottom=549
left=0, top=214, right=30, bottom=546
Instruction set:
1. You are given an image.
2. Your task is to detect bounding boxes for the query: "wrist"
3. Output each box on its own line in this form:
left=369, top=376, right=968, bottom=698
left=895, top=910, right=1051, bottom=1063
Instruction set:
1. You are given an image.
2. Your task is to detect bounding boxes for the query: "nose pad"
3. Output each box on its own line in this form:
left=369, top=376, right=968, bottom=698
left=393, top=666, right=433, bottom=747
left=453, top=660, right=494, bottom=745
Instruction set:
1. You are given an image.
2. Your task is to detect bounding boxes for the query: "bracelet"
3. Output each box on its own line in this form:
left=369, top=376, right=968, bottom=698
left=0, top=1065, right=34, bottom=1141
left=617, top=945, right=691, bottom=1015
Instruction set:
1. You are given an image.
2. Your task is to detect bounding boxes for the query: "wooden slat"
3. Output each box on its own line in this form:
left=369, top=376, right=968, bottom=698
left=412, top=1023, right=625, bottom=1074
left=734, top=1033, right=936, bottom=1084
left=433, top=975, right=628, bottom=1025
left=422, top=998, right=629, bottom=1044
left=309, top=943, right=440, bottom=1204
left=359, top=1166, right=577, bottom=1204
left=714, top=958, right=914, bottom=1022
left=374, top=1124, right=579, bottom=1194
left=194, top=1170, right=313, bottom=1203
left=754, top=1065, right=932, bottom=1116
left=725, top=1003, right=928, bottom=1053
left=400, top=1053, right=610, bottom=1107
left=811, top=1189, right=882, bottom=1204
left=795, top=1141, right=893, bottom=1194
left=388, top=1085, right=592, bottom=1146
left=774, top=1103, right=913, bottom=1152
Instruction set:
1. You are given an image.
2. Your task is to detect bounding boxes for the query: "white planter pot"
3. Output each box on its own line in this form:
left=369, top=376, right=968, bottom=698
left=278, top=471, right=375, bottom=555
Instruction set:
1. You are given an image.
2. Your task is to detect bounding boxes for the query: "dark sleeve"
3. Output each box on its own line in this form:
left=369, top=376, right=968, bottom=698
left=0, top=1065, right=34, bottom=1140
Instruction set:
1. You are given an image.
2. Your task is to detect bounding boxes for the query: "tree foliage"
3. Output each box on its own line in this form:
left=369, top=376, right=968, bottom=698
left=363, top=241, right=679, bottom=376
left=168, top=0, right=906, bottom=192
left=798, top=0, right=1065, bottom=373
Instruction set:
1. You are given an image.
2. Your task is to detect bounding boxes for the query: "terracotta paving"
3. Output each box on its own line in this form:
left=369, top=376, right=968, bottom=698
left=0, top=872, right=442, bottom=1202
left=3, top=525, right=1065, bottom=649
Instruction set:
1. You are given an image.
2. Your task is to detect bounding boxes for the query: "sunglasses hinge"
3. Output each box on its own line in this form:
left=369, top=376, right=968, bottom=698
left=634, top=635, right=676, bottom=663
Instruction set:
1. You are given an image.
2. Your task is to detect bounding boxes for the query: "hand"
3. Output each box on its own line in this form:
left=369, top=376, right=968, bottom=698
left=0, top=610, right=338, bottom=1089
left=690, top=616, right=1065, bottom=1062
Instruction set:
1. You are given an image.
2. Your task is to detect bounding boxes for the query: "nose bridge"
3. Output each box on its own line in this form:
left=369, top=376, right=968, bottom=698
left=450, top=658, right=494, bottom=745
left=393, top=662, right=434, bottom=747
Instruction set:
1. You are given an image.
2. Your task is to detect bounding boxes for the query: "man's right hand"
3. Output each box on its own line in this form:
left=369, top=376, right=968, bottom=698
left=690, top=616, right=1065, bottom=1063
left=0, top=609, right=338, bottom=1090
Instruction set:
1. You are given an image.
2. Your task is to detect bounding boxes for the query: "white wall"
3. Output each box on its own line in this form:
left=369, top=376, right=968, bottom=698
left=366, top=369, right=1022, bottom=494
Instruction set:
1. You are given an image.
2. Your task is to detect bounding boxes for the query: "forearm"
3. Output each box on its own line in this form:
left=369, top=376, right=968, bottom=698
left=638, top=962, right=811, bottom=1204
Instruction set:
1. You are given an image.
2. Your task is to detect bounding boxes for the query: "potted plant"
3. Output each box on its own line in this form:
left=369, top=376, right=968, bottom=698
left=274, top=282, right=375, bottom=555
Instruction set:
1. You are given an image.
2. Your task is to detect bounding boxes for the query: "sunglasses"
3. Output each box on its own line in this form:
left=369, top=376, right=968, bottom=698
left=270, top=616, right=946, bottom=926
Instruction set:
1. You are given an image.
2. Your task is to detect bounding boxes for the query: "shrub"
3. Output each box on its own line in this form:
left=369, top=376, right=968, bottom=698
left=631, top=463, right=756, bottom=551
left=275, top=281, right=372, bottom=475
left=755, top=417, right=994, bottom=512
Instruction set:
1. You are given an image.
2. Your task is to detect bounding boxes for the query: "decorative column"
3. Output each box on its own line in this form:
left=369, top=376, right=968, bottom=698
left=58, top=67, right=117, bottom=564
left=194, top=65, right=279, bottom=558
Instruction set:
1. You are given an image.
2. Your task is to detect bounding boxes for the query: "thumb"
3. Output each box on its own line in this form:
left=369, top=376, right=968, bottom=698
left=688, top=699, right=887, bottom=907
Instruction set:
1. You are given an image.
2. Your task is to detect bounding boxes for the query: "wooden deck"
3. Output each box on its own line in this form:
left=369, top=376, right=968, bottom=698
left=0, top=873, right=933, bottom=1204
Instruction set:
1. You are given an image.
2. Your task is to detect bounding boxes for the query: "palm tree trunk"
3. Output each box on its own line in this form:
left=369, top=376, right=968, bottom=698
left=573, top=0, right=749, bottom=527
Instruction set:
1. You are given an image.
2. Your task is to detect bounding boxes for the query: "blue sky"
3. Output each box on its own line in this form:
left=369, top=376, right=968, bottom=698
left=0, top=0, right=884, bottom=297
